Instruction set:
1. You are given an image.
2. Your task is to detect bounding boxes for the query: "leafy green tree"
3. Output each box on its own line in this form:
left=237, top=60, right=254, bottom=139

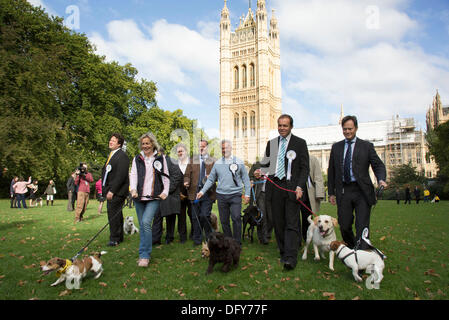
left=427, top=121, right=449, bottom=194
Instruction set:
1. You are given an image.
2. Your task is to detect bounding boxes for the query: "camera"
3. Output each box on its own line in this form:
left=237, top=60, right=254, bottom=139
left=76, top=163, right=87, bottom=175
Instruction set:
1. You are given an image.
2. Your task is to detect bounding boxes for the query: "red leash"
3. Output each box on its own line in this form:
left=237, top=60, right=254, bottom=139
left=261, top=175, right=318, bottom=218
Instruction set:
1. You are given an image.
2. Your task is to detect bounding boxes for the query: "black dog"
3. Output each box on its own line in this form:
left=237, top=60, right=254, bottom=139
left=242, top=205, right=261, bottom=243
left=206, top=232, right=241, bottom=274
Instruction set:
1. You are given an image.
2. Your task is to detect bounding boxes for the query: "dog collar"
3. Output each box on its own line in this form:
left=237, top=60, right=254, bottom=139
left=56, top=259, right=72, bottom=277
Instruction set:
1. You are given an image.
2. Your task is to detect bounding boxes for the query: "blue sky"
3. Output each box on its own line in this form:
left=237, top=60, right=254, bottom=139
left=30, top=0, right=449, bottom=137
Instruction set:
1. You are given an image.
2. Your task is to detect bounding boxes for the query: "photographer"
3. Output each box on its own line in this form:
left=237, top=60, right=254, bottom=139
left=74, top=162, right=93, bottom=223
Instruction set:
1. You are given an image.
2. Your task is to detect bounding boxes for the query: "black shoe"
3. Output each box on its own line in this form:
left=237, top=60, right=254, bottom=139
left=107, top=241, right=119, bottom=247
left=283, top=262, right=295, bottom=271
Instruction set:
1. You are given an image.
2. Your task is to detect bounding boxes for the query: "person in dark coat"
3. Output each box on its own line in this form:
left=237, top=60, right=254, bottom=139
left=66, top=172, right=76, bottom=211
left=256, top=114, right=310, bottom=270
left=328, top=115, right=387, bottom=250
left=414, top=186, right=420, bottom=204
left=152, top=151, right=183, bottom=245
left=404, top=185, right=411, bottom=204
left=102, top=133, right=130, bottom=247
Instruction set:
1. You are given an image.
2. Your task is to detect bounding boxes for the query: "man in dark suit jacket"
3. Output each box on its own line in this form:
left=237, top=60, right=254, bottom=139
left=102, top=133, right=130, bottom=247
left=183, top=139, right=216, bottom=246
left=328, top=115, right=387, bottom=250
left=256, top=114, right=309, bottom=270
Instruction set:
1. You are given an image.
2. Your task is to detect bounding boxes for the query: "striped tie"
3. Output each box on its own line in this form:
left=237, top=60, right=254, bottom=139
left=276, top=137, right=287, bottom=179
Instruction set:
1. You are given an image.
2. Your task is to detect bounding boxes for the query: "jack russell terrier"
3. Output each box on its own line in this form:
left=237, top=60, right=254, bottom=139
left=330, top=241, right=385, bottom=288
left=41, top=251, right=106, bottom=289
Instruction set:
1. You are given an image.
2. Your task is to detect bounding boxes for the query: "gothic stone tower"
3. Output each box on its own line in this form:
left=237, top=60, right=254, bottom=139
left=220, top=0, right=282, bottom=164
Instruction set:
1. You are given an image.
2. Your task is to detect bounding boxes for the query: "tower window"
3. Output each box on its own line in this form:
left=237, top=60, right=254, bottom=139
left=242, top=65, right=247, bottom=89
left=250, top=111, right=256, bottom=136
left=249, top=63, right=255, bottom=87
left=234, top=66, right=239, bottom=90
left=234, top=113, right=239, bottom=138
left=242, top=112, right=248, bottom=137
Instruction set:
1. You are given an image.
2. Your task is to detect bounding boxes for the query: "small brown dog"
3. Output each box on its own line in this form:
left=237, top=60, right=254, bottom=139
left=201, top=242, right=210, bottom=258
left=40, top=251, right=106, bottom=289
left=206, top=232, right=241, bottom=274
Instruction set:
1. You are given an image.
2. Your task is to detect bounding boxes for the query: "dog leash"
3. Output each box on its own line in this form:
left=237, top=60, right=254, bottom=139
left=261, top=175, right=318, bottom=218
left=192, top=198, right=215, bottom=242
left=249, top=186, right=263, bottom=224
left=71, top=195, right=158, bottom=261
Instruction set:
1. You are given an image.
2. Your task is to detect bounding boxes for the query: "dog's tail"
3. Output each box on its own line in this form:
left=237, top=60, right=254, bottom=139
left=95, top=251, right=107, bottom=258
left=307, top=214, right=314, bottom=225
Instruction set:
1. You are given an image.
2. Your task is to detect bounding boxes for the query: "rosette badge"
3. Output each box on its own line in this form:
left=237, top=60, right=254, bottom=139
left=286, top=150, right=296, bottom=181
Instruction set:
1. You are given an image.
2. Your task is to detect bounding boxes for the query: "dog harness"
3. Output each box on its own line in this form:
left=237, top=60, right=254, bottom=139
left=56, top=259, right=72, bottom=277
left=336, top=246, right=358, bottom=268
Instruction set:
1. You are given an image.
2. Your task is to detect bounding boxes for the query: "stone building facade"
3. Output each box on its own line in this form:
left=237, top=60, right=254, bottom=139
left=219, top=0, right=281, bottom=164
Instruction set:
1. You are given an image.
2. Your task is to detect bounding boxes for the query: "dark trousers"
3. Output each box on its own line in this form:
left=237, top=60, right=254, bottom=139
left=107, top=195, right=125, bottom=243
left=10, top=194, right=17, bottom=208
left=216, top=192, right=242, bottom=245
left=270, top=179, right=301, bottom=267
left=179, top=199, right=190, bottom=242
left=191, top=193, right=214, bottom=244
left=152, top=210, right=177, bottom=244
left=337, top=183, right=371, bottom=250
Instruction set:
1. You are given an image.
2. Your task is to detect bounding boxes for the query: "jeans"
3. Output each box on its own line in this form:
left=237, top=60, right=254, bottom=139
left=135, top=200, right=160, bottom=259
left=16, top=193, right=27, bottom=209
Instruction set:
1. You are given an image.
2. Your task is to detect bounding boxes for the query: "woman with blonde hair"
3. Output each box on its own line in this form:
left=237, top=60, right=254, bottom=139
left=130, top=132, right=169, bottom=267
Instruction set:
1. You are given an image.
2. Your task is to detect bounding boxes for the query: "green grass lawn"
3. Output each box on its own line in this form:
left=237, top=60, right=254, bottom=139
left=0, top=199, right=447, bottom=300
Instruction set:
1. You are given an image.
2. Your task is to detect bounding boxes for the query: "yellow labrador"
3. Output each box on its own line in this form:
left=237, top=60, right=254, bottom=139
left=302, top=215, right=338, bottom=270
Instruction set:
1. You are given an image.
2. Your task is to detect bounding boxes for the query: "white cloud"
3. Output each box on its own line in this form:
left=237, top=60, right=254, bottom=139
left=274, top=0, right=417, bottom=54
left=174, top=90, right=202, bottom=106
left=89, top=19, right=219, bottom=90
left=27, top=0, right=57, bottom=16
left=272, top=0, right=449, bottom=126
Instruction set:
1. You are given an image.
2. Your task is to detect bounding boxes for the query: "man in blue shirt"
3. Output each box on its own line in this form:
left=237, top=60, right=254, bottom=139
left=197, top=140, right=251, bottom=245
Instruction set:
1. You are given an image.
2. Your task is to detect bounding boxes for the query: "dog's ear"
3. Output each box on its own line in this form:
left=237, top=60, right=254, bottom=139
left=332, top=217, right=338, bottom=227
left=313, top=216, right=319, bottom=225
left=57, top=258, right=66, bottom=267
left=329, top=241, right=340, bottom=251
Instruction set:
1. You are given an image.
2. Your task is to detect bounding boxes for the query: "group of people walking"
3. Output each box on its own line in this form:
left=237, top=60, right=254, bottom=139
left=5, top=113, right=390, bottom=272
left=94, top=113, right=388, bottom=271
left=397, top=185, right=436, bottom=204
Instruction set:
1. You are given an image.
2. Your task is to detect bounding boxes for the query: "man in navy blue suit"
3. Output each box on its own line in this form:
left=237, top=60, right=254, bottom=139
left=328, top=115, right=387, bottom=250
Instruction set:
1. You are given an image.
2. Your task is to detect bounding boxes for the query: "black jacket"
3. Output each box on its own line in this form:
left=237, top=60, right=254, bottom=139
left=101, top=148, right=130, bottom=198
left=328, top=137, right=386, bottom=206
left=160, top=156, right=183, bottom=216
left=261, top=134, right=309, bottom=201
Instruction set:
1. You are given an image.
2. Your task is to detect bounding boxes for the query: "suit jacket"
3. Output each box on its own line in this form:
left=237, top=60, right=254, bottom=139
left=327, top=137, right=386, bottom=206
left=101, top=148, right=130, bottom=198
left=261, top=134, right=309, bottom=202
left=160, top=156, right=183, bottom=216
left=183, top=155, right=217, bottom=201
left=307, top=155, right=325, bottom=214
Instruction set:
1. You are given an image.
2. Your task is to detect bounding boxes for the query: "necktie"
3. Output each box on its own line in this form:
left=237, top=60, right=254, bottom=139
left=199, top=156, right=206, bottom=187
left=344, top=140, right=353, bottom=183
left=276, top=137, right=287, bottom=179
left=106, top=151, right=113, bottom=166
